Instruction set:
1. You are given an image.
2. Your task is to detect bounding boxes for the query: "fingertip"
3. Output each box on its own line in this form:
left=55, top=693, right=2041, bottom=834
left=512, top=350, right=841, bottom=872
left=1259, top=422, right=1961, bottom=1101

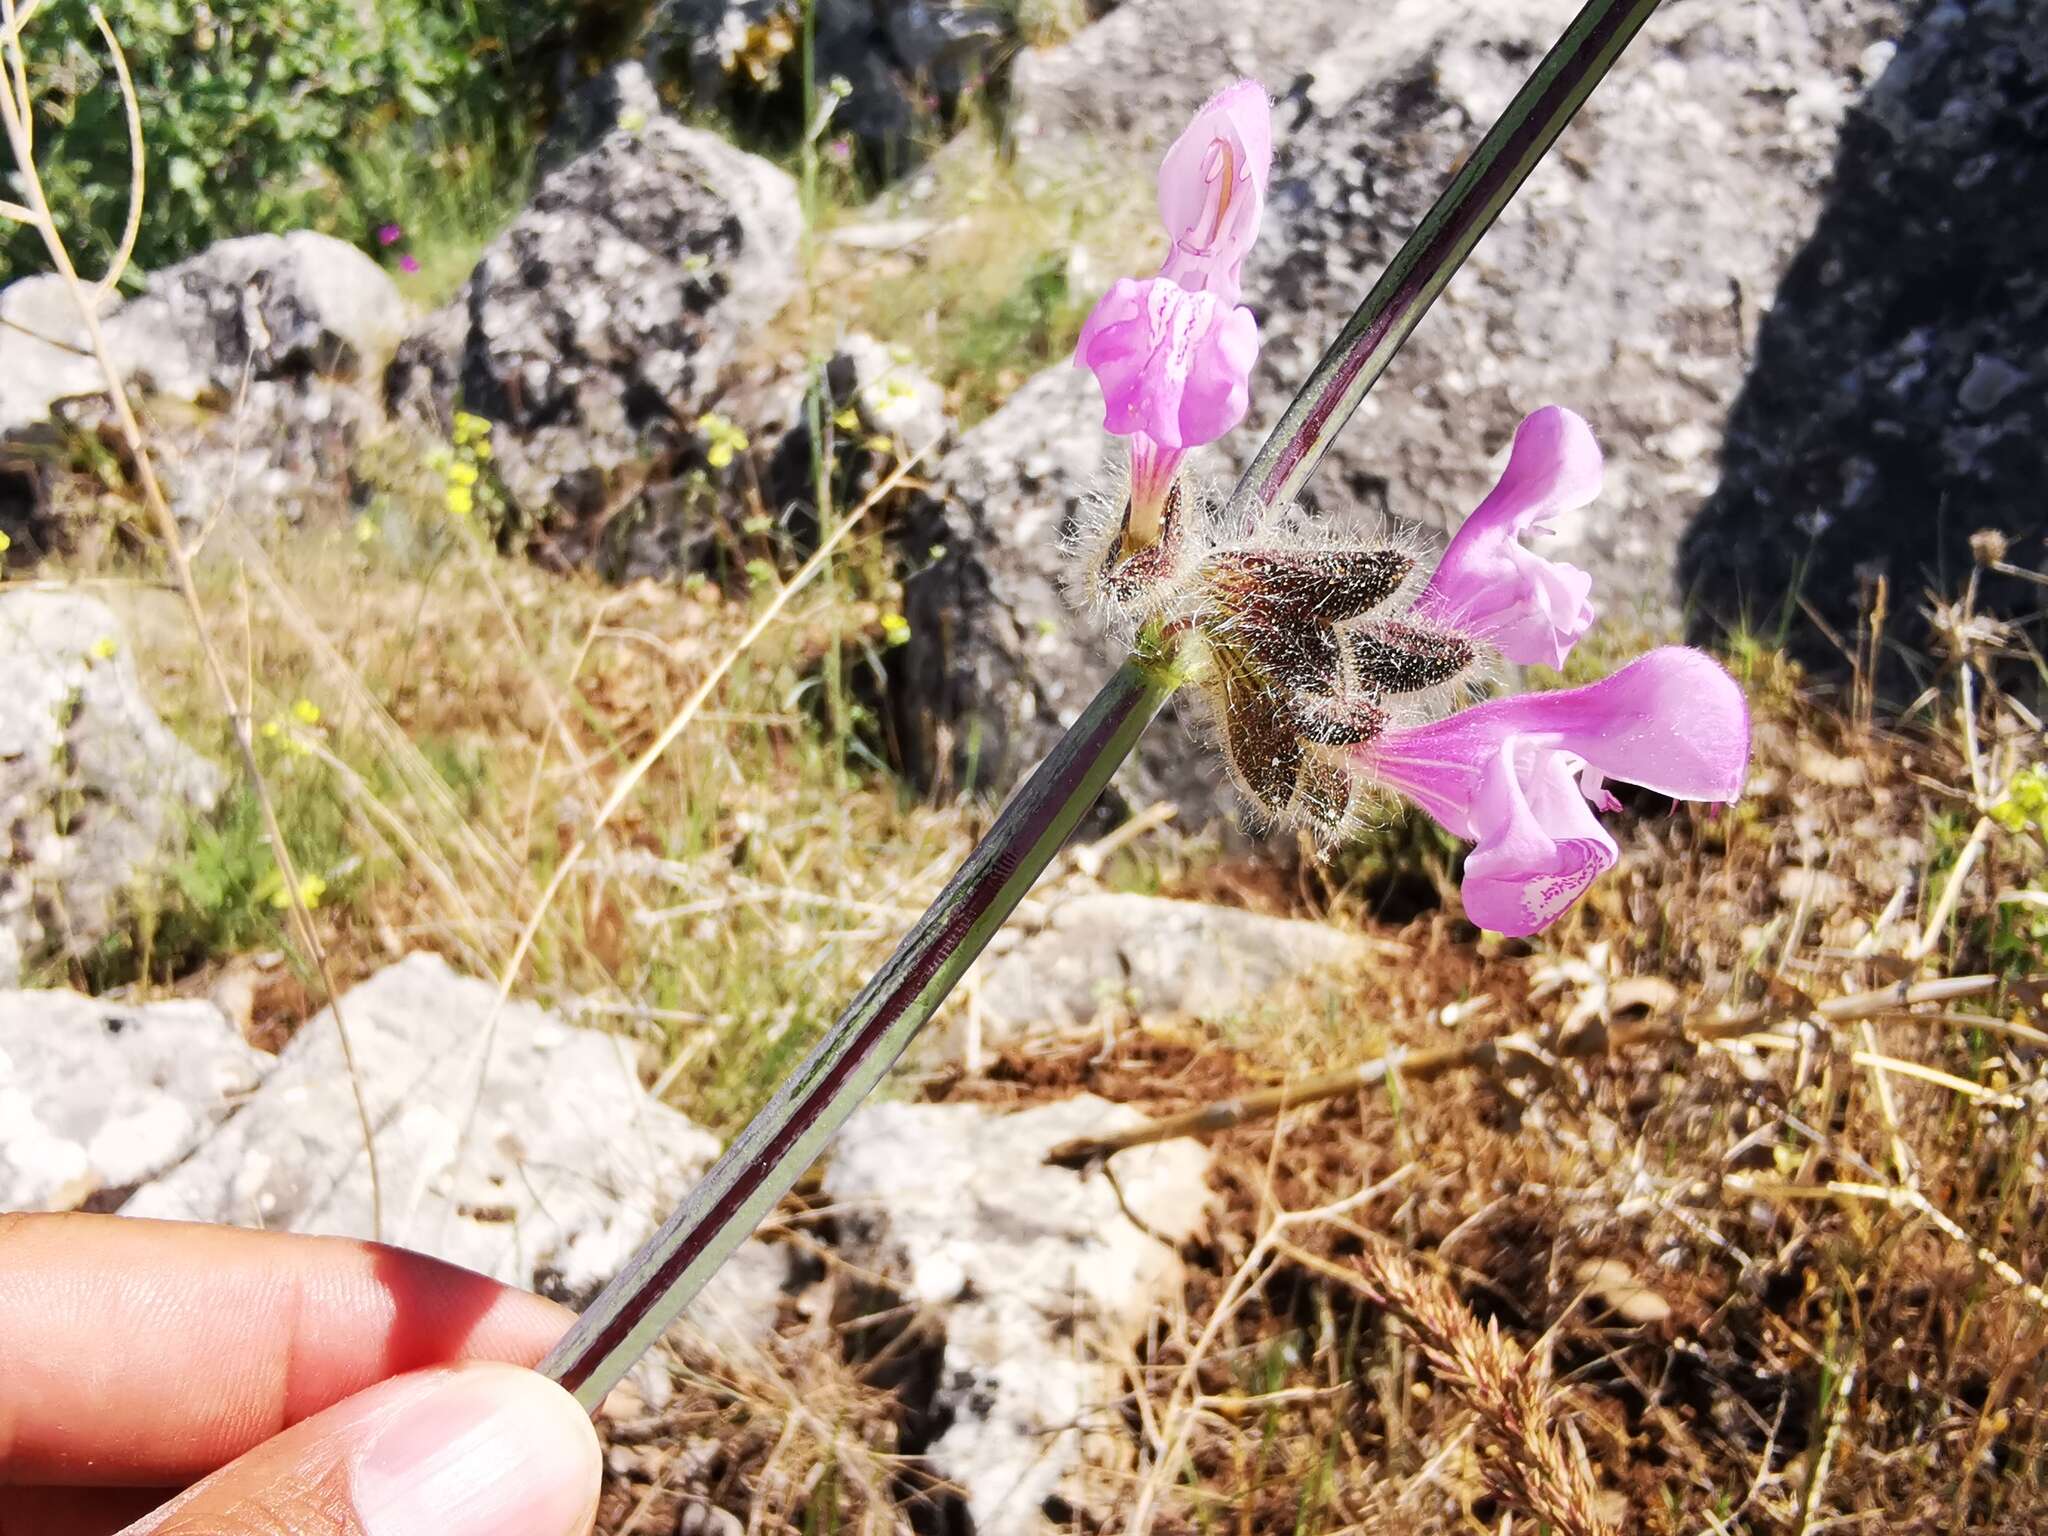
left=351, top=1365, right=600, bottom=1536
left=132, top=1365, right=601, bottom=1536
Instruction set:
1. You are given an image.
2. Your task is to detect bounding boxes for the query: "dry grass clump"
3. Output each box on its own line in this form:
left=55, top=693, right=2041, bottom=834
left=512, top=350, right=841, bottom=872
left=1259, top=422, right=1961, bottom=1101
left=1008, top=614, right=2044, bottom=1532
left=53, top=462, right=984, bottom=1129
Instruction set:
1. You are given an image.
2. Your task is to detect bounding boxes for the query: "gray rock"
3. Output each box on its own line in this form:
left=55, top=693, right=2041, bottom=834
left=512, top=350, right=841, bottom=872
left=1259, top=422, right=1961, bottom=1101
left=108, top=231, right=407, bottom=404
left=894, top=0, right=1906, bottom=823
left=973, top=891, right=1370, bottom=1039
left=0, top=275, right=117, bottom=440
left=0, top=989, right=270, bottom=1212
left=0, top=232, right=402, bottom=438
left=122, top=953, right=787, bottom=1352
left=0, top=591, right=222, bottom=970
left=1680, top=0, right=2048, bottom=688
left=824, top=1095, right=1210, bottom=1535
left=388, top=119, right=802, bottom=579
left=2, top=232, right=405, bottom=544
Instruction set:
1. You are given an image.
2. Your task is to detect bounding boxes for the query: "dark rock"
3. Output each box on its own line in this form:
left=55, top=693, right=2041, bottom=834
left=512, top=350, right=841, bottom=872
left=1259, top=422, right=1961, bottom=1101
left=757, top=330, right=952, bottom=531
left=1680, top=0, right=2048, bottom=688
left=387, top=118, right=802, bottom=579
left=892, top=0, right=1906, bottom=826
left=646, top=0, right=1009, bottom=167
left=535, top=61, right=668, bottom=176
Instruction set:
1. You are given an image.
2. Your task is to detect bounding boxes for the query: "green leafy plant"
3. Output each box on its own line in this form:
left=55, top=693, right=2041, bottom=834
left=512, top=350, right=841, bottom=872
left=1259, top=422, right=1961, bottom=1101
left=2, top=0, right=578, bottom=280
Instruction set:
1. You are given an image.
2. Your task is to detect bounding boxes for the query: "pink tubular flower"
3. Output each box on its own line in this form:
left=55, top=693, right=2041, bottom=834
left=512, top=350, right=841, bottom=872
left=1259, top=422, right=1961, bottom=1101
left=1414, top=406, right=1600, bottom=668
left=1075, top=80, right=1271, bottom=535
left=1355, top=648, right=1751, bottom=936
left=377, top=223, right=404, bottom=246
left=400, top=254, right=421, bottom=274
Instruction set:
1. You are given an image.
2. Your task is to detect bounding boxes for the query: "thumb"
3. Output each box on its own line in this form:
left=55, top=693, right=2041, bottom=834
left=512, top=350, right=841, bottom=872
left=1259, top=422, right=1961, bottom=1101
left=125, top=1363, right=601, bottom=1536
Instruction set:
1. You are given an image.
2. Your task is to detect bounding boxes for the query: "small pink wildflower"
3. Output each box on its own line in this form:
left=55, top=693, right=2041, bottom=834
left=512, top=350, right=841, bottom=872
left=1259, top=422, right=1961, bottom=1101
left=377, top=223, right=404, bottom=246
left=1075, top=80, right=1271, bottom=539
left=1355, top=647, right=1750, bottom=935
left=1414, top=406, right=1599, bottom=668
left=400, top=253, right=421, bottom=274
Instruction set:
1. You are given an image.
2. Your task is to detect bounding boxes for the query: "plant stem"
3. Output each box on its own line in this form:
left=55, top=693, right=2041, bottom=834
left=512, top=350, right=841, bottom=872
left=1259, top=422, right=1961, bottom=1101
left=1227, top=0, right=1665, bottom=517
left=544, top=0, right=1667, bottom=1411
left=541, top=651, right=1179, bottom=1408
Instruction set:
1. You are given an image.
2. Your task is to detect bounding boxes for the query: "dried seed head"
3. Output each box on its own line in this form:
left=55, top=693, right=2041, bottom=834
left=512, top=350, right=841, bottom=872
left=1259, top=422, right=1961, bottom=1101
left=1344, top=618, right=1479, bottom=698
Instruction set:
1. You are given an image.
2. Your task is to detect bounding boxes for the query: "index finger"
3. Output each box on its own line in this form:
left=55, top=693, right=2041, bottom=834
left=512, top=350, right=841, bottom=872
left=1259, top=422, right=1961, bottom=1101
left=0, top=1213, right=574, bottom=1486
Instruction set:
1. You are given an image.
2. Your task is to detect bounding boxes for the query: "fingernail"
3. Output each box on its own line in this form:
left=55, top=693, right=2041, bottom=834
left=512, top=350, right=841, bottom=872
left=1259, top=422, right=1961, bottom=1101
left=352, top=1365, right=600, bottom=1536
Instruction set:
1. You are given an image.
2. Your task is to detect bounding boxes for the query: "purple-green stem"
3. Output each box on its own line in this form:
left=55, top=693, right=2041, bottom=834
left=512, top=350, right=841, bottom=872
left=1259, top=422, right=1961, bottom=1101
left=541, top=0, right=1665, bottom=1412
left=541, top=648, right=1180, bottom=1402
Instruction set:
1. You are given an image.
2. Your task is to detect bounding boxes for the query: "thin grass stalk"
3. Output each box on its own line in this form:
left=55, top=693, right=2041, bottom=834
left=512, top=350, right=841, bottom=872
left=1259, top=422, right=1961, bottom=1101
left=540, top=650, right=1178, bottom=1404
left=1227, top=0, right=1665, bottom=516
left=0, top=0, right=386, bottom=1235
left=542, top=0, right=1666, bottom=1409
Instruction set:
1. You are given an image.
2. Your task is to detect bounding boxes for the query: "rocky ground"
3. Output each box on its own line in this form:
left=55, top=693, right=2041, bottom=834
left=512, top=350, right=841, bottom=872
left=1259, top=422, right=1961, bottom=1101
left=3, top=0, right=2047, bottom=1531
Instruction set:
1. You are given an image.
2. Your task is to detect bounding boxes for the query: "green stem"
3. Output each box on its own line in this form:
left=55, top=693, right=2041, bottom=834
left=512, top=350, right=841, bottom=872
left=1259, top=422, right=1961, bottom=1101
left=541, top=651, right=1179, bottom=1408
left=1227, top=0, right=1664, bottom=517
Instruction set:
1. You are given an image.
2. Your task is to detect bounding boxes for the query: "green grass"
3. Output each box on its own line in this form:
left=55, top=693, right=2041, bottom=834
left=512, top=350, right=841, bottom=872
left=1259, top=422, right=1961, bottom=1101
left=804, top=129, right=1158, bottom=422
left=332, top=111, right=539, bottom=304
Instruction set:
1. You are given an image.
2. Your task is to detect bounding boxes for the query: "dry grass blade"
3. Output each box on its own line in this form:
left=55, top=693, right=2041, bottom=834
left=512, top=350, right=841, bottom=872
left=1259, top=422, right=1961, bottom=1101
left=0, top=0, right=384, bottom=1235
left=86, top=6, right=143, bottom=295
left=1047, top=974, right=2005, bottom=1167
left=441, top=447, right=933, bottom=1213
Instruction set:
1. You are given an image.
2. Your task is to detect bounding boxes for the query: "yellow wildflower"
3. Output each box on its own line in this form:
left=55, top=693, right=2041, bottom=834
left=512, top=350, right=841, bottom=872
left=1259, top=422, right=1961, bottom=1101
left=696, top=412, right=750, bottom=470
left=445, top=484, right=475, bottom=518
left=880, top=612, right=911, bottom=646
left=90, top=636, right=117, bottom=661
left=271, top=872, right=328, bottom=910
left=292, top=698, right=321, bottom=726
left=447, top=461, right=480, bottom=487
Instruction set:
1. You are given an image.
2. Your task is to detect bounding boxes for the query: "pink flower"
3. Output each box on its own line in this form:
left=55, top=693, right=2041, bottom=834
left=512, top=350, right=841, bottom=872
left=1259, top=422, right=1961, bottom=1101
left=1075, top=80, right=1271, bottom=535
left=377, top=223, right=404, bottom=246
left=1355, top=648, right=1750, bottom=935
left=400, top=254, right=421, bottom=274
left=1076, top=276, right=1259, bottom=448
left=1415, top=406, right=1600, bottom=668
